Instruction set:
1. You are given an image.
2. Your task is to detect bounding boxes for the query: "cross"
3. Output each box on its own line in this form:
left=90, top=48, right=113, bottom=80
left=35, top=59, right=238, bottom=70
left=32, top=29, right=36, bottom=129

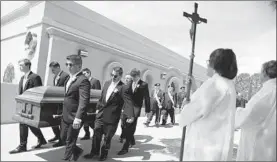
left=184, top=3, right=207, bottom=102
left=180, top=3, right=207, bottom=162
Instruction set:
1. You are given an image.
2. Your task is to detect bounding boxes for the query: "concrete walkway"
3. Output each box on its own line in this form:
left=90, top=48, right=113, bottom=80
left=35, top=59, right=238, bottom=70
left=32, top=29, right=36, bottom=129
left=1, top=114, right=241, bottom=161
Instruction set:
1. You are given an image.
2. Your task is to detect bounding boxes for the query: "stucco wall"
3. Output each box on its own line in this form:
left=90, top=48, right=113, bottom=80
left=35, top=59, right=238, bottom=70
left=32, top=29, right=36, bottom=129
left=1, top=1, right=206, bottom=124
left=1, top=83, right=18, bottom=124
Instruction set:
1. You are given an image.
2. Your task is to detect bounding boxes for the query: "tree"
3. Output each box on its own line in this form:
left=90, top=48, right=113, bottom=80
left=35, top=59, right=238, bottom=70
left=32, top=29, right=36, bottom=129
left=235, top=73, right=262, bottom=101
left=235, top=73, right=251, bottom=100
left=249, top=73, right=262, bottom=99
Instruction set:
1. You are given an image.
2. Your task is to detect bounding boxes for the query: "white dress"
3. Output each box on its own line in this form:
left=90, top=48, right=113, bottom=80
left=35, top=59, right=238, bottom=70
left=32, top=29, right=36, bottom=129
left=235, top=78, right=276, bottom=161
left=179, top=73, right=236, bottom=161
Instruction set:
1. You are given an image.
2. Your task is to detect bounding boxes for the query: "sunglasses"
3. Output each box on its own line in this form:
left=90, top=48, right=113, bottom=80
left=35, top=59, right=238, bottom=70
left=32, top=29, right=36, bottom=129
left=65, top=63, right=75, bottom=67
left=110, top=73, right=118, bottom=78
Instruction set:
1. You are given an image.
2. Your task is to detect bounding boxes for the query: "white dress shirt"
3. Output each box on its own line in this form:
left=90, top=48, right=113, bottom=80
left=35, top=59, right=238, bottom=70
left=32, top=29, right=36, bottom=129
left=106, top=80, right=120, bottom=102
left=54, top=70, right=62, bottom=86
left=22, top=71, right=31, bottom=90
left=66, top=70, right=82, bottom=93
left=132, top=80, right=139, bottom=92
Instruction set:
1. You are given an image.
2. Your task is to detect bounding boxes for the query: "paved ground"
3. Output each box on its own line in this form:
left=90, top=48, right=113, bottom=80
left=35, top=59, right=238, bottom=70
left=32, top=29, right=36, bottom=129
left=1, top=114, right=241, bottom=161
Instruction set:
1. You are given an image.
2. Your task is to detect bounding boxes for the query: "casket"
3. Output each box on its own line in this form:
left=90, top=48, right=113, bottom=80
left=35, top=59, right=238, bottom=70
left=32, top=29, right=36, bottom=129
left=12, top=86, right=101, bottom=128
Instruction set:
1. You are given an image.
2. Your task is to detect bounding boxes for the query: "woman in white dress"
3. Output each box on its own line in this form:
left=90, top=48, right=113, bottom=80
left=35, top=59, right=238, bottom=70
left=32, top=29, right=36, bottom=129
left=179, top=48, right=238, bottom=161
left=235, top=60, right=276, bottom=161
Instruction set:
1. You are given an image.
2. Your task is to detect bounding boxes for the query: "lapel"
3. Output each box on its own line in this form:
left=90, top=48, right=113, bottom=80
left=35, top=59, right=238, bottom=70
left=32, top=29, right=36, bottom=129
left=65, top=72, right=82, bottom=94
left=102, top=80, right=111, bottom=104
left=106, top=81, right=123, bottom=105
left=23, top=71, right=33, bottom=92
left=133, top=79, right=142, bottom=94
left=55, top=71, right=63, bottom=86
left=19, top=76, right=24, bottom=94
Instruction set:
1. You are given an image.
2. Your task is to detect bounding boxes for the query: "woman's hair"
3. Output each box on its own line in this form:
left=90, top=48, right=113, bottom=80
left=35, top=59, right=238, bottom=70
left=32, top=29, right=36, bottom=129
left=262, top=60, right=276, bottom=79
left=209, top=48, right=238, bottom=79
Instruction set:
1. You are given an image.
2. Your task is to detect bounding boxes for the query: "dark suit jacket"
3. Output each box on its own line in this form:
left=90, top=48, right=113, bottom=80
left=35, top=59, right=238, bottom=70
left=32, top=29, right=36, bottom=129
left=177, top=91, right=187, bottom=107
left=130, top=79, right=151, bottom=117
left=90, top=77, right=101, bottom=90
left=53, top=71, right=69, bottom=87
left=150, top=89, right=165, bottom=111
left=163, top=92, right=177, bottom=110
left=19, top=71, right=42, bottom=95
left=96, top=80, right=133, bottom=124
left=62, top=72, right=91, bottom=124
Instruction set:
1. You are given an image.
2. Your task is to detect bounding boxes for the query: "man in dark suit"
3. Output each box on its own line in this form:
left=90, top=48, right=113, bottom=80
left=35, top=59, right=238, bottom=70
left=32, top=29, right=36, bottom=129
left=177, top=86, right=187, bottom=108
left=83, top=67, right=134, bottom=161
left=118, top=68, right=151, bottom=155
left=60, top=55, right=91, bottom=161
left=119, top=74, right=133, bottom=143
left=48, top=61, right=69, bottom=147
left=80, top=68, right=101, bottom=140
left=161, top=84, right=177, bottom=125
left=144, top=83, right=164, bottom=126
left=9, top=58, right=47, bottom=154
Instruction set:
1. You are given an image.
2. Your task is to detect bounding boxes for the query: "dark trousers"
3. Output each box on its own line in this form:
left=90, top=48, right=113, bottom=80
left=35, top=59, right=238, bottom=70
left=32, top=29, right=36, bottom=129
left=52, top=126, right=60, bottom=137
left=90, top=120, right=118, bottom=154
left=19, top=123, right=45, bottom=147
left=60, top=120, right=83, bottom=160
left=120, top=114, right=126, bottom=139
left=121, top=114, right=138, bottom=150
left=83, top=122, right=94, bottom=135
left=146, top=108, right=161, bottom=124
left=162, top=108, right=175, bottom=124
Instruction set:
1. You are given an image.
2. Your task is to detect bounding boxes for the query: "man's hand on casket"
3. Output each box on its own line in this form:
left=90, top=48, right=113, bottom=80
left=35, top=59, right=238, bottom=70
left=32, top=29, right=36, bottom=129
left=73, top=118, right=82, bottom=129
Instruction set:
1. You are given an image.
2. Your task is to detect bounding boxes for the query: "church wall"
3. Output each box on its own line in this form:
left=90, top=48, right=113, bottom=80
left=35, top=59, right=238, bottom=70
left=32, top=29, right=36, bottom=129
left=1, top=1, right=206, bottom=124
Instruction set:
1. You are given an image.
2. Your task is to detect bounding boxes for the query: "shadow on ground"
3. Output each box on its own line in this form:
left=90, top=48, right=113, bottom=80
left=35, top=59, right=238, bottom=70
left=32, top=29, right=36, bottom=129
left=159, top=138, right=239, bottom=161
left=158, top=138, right=181, bottom=159
left=36, top=134, right=165, bottom=161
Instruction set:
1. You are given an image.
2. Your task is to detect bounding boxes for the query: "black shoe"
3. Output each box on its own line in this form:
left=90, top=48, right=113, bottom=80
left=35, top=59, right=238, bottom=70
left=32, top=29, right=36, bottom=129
left=9, top=146, right=27, bottom=154
left=48, top=136, right=59, bottom=142
left=117, top=149, right=128, bottom=155
left=33, top=139, right=47, bottom=149
left=83, top=151, right=99, bottom=159
left=53, top=141, right=65, bottom=147
left=130, top=140, right=136, bottom=146
left=99, top=149, right=108, bottom=161
left=73, top=148, right=83, bottom=161
left=80, top=134, right=90, bottom=140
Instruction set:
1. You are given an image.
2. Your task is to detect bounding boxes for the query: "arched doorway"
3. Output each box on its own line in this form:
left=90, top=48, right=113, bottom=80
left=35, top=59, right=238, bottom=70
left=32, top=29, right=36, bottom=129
left=142, top=69, right=153, bottom=92
left=102, top=61, right=124, bottom=85
left=165, top=76, right=181, bottom=93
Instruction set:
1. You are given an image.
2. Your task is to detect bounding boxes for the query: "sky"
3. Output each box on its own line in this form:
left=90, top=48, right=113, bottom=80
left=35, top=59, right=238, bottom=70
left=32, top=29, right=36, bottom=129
left=1, top=1, right=276, bottom=75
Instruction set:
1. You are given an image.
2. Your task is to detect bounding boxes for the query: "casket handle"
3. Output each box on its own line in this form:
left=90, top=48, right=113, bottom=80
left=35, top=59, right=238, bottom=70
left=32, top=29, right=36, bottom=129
left=53, top=114, right=62, bottom=119
left=19, top=112, right=34, bottom=120
left=87, top=112, right=96, bottom=116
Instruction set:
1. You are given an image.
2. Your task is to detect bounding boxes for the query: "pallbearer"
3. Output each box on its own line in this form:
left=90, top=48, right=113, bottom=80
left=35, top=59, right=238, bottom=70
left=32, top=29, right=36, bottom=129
left=48, top=61, right=69, bottom=147
left=61, top=55, right=90, bottom=161
left=80, top=68, right=101, bottom=140
left=9, top=58, right=47, bottom=154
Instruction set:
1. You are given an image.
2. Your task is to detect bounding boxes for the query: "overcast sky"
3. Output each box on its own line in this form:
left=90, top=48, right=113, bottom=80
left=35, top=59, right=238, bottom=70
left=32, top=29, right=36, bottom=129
left=1, top=1, right=276, bottom=75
